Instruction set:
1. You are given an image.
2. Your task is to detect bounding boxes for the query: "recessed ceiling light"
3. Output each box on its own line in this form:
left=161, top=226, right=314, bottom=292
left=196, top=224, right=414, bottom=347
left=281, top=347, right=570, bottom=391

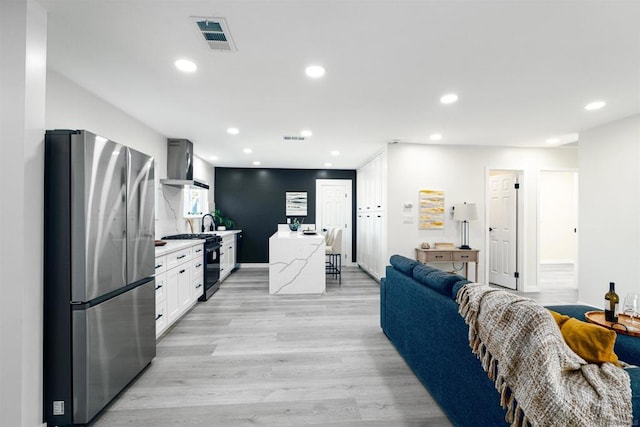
left=174, top=59, right=197, bottom=73
left=253, top=161, right=261, bottom=166
left=430, top=133, right=442, bottom=141
left=440, top=93, right=458, bottom=104
left=324, top=162, right=332, bottom=167
left=585, top=101, right=606, bottom=111
left=305, top=65, right=326, bottom=78
left=243, top=148, right=252, bottom=154
left=227, top=127, right=239, bottom=135
left=210, top=155, right=218, bottom=161
left=330, top=150, right=340, bottom=156
left=546, top=138, right=560, bottom=145
left=301, top=130, right=313, bottom=137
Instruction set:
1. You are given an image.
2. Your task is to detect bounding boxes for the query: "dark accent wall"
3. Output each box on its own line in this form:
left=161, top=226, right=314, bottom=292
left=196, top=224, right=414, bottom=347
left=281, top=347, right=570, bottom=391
left=215, top=168, right=357, bottom=263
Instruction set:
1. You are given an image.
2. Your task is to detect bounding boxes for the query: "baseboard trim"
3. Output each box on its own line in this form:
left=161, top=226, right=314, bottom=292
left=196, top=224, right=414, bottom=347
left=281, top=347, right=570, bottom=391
left=540, top=259, right=575, bottom=265
left=237, top=263, right=269, bottom=268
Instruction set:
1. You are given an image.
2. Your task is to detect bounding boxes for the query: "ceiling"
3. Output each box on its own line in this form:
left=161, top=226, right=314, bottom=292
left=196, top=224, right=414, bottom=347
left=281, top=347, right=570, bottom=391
left=41, top=0, right=640, bottom=169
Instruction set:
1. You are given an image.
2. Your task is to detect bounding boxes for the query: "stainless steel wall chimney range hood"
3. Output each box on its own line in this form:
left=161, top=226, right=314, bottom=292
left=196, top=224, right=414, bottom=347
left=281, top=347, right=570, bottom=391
left=160, top=138, right=210, bottom=189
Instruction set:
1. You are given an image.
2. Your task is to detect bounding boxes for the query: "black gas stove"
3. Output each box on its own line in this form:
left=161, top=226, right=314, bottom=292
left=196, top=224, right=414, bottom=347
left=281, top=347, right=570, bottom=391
left=161, top=234, right=221, bottom=301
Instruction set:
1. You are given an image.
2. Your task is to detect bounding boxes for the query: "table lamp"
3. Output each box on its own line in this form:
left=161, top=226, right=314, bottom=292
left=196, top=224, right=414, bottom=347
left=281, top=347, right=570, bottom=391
left=453, top=202, right=478, bottom=250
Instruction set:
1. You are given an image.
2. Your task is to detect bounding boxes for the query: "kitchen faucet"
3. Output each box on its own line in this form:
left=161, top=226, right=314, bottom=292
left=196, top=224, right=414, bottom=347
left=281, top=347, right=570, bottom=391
left=201, top=213, right=216, bottom=232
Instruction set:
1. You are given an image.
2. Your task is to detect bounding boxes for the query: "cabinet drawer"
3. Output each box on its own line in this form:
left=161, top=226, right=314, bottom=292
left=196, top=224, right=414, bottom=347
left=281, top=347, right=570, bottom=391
left=193, top=278, right=204, bottom=298
left=192, top=257, right=204, bottom=277
left=192, top=243, right=204, bottom=260
left=166, top=247, right=193, bottom=270
left=453, top=251, right=478, bottom=262
left=155, top=303, right=167, bottom=337
left=155, top=275, right=166, bottom=304
left=154, top=255, right=167, bottom=275
left=420, top=251, right=453, bottom=262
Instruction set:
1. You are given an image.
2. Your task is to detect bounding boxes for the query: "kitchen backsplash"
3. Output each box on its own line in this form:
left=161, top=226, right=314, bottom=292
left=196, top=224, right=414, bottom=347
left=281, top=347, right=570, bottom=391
left=155, top=184, right=190, bottom=237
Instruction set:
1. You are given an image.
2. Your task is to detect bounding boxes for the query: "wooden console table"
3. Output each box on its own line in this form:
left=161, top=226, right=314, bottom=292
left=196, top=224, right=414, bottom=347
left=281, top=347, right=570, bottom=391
left=415, top=248, right=479, bottom=282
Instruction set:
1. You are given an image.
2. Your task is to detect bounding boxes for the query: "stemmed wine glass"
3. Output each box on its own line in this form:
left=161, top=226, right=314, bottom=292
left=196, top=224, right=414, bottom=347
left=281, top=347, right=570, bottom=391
left=622, top=293, right=640, bottom=326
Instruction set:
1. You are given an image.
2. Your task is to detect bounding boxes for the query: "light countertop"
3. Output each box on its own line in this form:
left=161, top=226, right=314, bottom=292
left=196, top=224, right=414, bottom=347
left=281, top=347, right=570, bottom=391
left=270, top=230, right=324, bottom=239
left=155, top=240, right=204, bottom=257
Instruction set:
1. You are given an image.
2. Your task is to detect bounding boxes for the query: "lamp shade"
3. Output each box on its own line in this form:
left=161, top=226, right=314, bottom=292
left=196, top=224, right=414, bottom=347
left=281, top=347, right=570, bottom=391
left=453, top=203, right=478, bottom=221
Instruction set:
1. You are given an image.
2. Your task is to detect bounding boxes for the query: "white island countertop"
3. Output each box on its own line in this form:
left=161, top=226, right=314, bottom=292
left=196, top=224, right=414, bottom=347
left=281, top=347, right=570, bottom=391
left=269, top=230, right=325, bottom=295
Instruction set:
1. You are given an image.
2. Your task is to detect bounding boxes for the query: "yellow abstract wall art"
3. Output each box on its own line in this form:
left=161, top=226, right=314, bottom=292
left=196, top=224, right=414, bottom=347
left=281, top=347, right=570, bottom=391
left=418, top=189, right=445, bottom=229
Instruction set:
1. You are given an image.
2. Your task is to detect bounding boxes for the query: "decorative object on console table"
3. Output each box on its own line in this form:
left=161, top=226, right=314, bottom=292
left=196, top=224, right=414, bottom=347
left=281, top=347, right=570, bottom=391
left=415, top=247, right=479, bottom=282
left=453, top=202, right=478, bottom=249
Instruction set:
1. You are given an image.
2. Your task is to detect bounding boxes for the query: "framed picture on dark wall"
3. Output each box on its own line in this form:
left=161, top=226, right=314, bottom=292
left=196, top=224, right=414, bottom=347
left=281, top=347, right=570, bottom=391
left=286, top=191, right=307, bottom=216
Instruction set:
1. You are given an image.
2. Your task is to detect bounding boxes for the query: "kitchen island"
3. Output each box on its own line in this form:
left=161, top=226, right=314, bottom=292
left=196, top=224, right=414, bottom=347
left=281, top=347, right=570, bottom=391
left=268, top=229, right=325, bottom=294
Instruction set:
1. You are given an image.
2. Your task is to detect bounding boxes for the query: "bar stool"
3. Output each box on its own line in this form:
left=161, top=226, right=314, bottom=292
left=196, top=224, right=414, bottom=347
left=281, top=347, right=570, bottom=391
left=325, top=228, right=342, bottom=284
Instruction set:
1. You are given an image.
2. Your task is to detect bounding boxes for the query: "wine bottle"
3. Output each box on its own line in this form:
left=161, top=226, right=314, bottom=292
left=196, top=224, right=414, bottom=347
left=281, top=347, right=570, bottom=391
left=604, top=282, right=619, bottom=322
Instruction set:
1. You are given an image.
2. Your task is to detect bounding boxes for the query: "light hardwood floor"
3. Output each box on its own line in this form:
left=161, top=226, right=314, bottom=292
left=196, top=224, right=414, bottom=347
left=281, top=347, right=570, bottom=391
left=93, top=265, right=579, bottom=426
left=93, top=267, right=453, bottom=426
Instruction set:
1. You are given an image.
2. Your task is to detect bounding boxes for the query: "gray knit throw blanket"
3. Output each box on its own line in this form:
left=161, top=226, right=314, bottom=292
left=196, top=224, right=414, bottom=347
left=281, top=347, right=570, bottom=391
left=457, top=283, right=632, bottom=427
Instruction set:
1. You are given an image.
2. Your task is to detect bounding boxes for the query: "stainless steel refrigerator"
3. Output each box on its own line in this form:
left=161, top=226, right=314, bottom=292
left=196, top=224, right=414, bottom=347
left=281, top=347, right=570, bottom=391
left=44, top=130, right=156, bottom=426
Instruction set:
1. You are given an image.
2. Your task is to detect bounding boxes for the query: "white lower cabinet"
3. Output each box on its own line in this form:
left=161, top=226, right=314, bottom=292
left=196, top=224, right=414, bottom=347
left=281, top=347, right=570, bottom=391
left=155, top=241, right=203, bottom=338
left=219, top=234, right=237, bottom=282
left=357, top=212, right=385, bottom=280
left=154, top=274, right=167, bottom=334
left=191, top=257, right=204, bottom=301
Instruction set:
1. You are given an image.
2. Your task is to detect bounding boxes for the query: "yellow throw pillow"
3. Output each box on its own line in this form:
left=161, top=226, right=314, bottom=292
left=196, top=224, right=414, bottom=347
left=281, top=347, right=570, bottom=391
left=560, top=317, right=619, bottom=366
left=548, top=309, right=571, bottom=328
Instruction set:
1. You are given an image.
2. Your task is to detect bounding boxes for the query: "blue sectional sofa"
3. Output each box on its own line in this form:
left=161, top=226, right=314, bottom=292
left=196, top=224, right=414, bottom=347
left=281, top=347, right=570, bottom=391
left=380, top=254, right=640, bottom=427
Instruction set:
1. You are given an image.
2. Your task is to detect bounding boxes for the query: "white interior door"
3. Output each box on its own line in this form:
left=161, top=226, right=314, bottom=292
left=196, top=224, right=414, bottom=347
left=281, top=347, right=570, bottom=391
left=316, top=179, right=352, bottom=264
left=489, top=171, right=518, bottom=289
left=539, top=170, right=578, bottom=288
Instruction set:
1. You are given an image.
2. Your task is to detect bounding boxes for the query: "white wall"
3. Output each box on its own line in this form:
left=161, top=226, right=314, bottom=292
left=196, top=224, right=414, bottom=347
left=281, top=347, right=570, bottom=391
left=579, top=114, right=640, bottom=307
left=0, top=1, right=47, bottom=425
left=386, top=143, right=578, bottom=291
left=45, top=70, right=215, bottom=237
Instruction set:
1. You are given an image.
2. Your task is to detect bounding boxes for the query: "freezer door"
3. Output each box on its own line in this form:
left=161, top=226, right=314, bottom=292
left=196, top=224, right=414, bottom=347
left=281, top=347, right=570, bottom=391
left=71, top=131, right=127, bottom=301
left=127, top=147, right=155, bottom=283
left=72, top=279, right=156, bottom=424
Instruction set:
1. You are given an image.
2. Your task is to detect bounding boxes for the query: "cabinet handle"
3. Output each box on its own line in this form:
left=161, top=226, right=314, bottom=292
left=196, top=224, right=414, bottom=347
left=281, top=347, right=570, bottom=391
left=179, top=269, right=186, bottom=274
left=195, top=263, right=202, bottom=268
left=155, top=284, right=163, bottom=290
left=177, top=255, right=186, bottom=259
left=155, top=264, right=162, bottom=269
left=195, top=249, right=202, bottom=253
left=435, top=255, right=443, bottom=259
left=196, top=284, right=202, bottom=289
left=155, top=314, right=163, bottom=320
left=460, top=255, right=469, bottom=259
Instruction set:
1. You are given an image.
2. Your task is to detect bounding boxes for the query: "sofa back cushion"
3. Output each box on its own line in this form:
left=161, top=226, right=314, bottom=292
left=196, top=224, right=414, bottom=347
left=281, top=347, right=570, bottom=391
left=412, top=263, right=439, bottom=281
left=412, top=264, right=468, bottom=297
left=389, top=255, right=419, bottom=275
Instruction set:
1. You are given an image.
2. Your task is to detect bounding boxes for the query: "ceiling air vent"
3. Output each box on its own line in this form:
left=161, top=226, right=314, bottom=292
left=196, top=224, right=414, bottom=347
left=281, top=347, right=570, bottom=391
left=284, top=136, right=306, bottom=141
left=191, top=16, right=237, bottom=52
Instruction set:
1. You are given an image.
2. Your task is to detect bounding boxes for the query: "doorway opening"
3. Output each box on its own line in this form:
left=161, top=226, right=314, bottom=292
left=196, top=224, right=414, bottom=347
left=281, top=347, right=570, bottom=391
left=487, top=169, right=524, bottom=290
left=315, top=179, right=353, bottom=265
left=538, top=170, right=578, bottom=290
